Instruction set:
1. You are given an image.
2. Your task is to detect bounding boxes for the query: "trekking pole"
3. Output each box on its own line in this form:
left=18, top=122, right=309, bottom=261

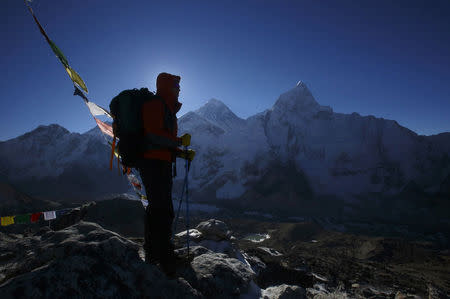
left=172, top=173, right=187, bottom=239
left=172, top=147, right=191, bottom=240
left=185, top=153, right=190, bottom=259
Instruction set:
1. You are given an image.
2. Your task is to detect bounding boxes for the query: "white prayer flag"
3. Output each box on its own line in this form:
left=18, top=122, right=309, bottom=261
left=86, top=102, right=112, bottom=118
left=141, top=199, right=149, bottom=208
left=44, top=211, right=56, bottom=220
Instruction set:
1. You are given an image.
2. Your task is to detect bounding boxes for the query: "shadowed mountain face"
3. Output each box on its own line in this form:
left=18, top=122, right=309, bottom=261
left=0, top=83, right=449, bottom=217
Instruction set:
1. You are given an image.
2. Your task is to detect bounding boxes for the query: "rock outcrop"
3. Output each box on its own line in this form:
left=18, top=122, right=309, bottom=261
left=2, top=213, right=438, bottom=298
left=261, top=284, right=307, bottom=299
left=0, top=221, right=200, bottom=298
left=0, top=216, right=313, bottom=298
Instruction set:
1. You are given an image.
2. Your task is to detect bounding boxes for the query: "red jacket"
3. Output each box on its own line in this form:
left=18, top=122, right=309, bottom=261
left=142, top=73, right=182, bottom=162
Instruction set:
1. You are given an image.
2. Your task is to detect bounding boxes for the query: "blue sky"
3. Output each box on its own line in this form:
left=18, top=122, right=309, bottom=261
left=1, top=0, right=449, bottom=140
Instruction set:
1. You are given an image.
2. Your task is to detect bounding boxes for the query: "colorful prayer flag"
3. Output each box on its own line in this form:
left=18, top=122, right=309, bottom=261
left=86, top=102, right=112, bottom=118
left=1, top=216, right=15, bottom=226
left=31, top=212, right=42, bottom=223
left=44, top=211, right=56, bottom=220
left=132, top=181, right=142, bottom=190
left=95, top=118, right=114, bottom=138
left=26, top=3, right=51, bottom=44
left=141, top=199, right=149, bottom=208
left=49, top=40, right=69, bottom=68
left=25, top=1, right=146, bottom=212
left=65, top=67, right=88, bottom=93
left=14, top=214, right=31, bottom=224
left=127, top=174, right=142, bottom=191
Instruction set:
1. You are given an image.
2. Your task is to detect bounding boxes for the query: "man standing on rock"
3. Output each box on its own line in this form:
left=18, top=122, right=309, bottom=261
left=138, top=72, right=195, bottom=276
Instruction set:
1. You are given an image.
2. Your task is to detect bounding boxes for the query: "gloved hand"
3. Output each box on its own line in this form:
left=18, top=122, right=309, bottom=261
left=177, top=149, right=196, bottom=161
left=179, top=133, right=191, bottom=146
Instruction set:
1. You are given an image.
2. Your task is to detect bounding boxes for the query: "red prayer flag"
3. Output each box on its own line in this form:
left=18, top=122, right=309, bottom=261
left=31, top=212, right=42, bottom=223
left=95, top=118, right=114, bottom=138
left=132, top=181, right=142, bottom=190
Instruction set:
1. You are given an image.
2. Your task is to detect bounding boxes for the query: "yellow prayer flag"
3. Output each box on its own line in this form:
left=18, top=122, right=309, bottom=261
left=1, top=216, right=15, bottom=226
left=65, top=67, right=88, bottom=93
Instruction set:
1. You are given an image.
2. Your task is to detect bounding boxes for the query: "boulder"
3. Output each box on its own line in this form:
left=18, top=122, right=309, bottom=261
left=261, top=284, right=307, bottom=299
left=175, top=220, right=237, bottom=258
left=189, top=252, right=255, bottom=298
left=241, top=252, right=266, bottom=275
left=195, top=219, right=231, bottom=241
left=174, top=229, right=204, bottom=249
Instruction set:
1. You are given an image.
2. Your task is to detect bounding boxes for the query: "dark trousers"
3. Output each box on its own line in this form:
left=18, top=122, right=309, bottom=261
left=138, top=159, right=174, bottom=264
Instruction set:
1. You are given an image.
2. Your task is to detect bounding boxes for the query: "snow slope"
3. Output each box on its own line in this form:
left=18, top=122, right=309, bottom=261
left=176, top=82, right=449, bottom=202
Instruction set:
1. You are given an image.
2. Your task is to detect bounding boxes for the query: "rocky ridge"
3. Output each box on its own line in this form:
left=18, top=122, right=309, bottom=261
left=2, top=201, right=446, bottom=298
left=0, top=214, right=312, bottom=298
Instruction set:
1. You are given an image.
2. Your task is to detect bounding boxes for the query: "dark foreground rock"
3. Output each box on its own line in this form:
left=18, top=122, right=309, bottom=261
left=1, top=219, right=306, bottom=298
left=0, top=221, right=200, bottom=298
left=3, top=209, right=444, bottom=298
left=189, top=252, right=255, bottom=297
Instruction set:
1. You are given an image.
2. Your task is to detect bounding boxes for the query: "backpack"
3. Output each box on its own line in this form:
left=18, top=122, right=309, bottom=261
left=109, top=88, right=154, bottom=168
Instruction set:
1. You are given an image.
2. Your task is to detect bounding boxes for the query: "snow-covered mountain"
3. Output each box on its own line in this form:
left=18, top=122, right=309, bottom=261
left=0, top=124, right=128, bottom=201
left=177, top=82, right=450, bottom=203
left=1, top=82, right=449, bottom=214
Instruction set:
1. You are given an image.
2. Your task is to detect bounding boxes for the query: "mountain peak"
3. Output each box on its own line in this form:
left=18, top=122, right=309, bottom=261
left=18, top=124, right=70, bottom=140
left=35, top=124, right=68, bottom=132
left=296, top=80, right=307, bottom=88
left=195, top=99, right=242, bottom=128
left=294, top=80, right=313, bottom=95
left=201, top=98, right=229, bottom=109
left=293, top=80, right=312, bottom=94
left=272, top=81, right=320, bottom=114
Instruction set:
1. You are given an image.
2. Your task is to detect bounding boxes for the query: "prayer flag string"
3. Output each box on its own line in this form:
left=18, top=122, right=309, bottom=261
left=24, top=1, right=148, bottom=206
left=0, top=209, right=71, bottom=226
